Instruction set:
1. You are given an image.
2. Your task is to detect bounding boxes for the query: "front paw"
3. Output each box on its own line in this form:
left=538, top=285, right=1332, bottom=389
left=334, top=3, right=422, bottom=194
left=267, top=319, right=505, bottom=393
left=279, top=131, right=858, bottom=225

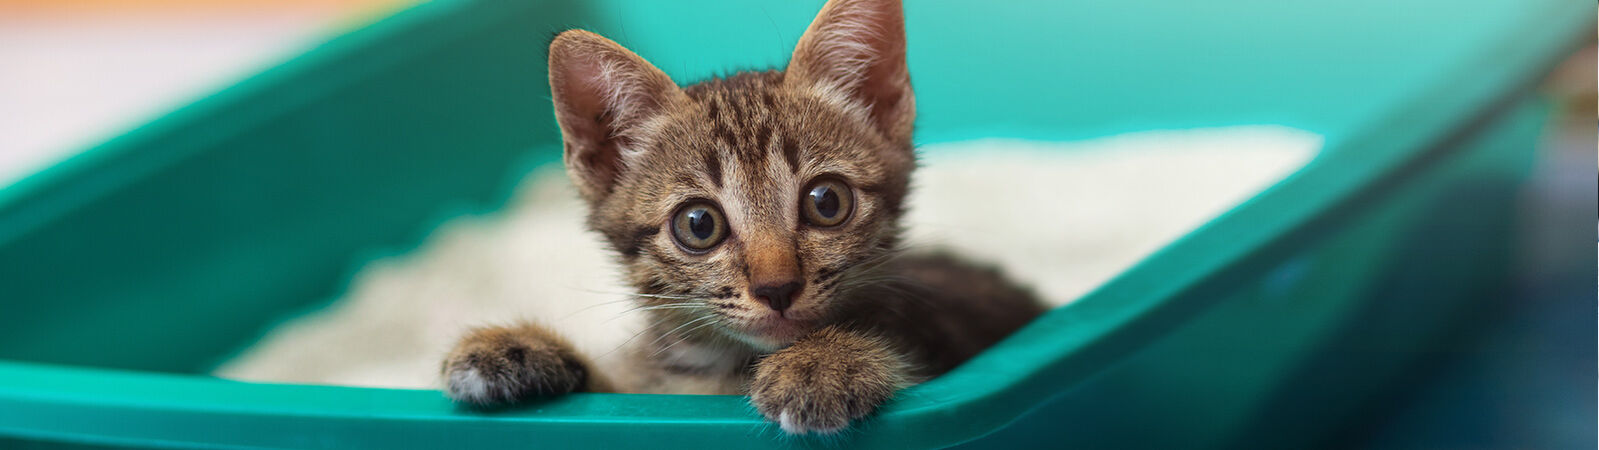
left=441, top=324, right=587, bottom=406
left=749, top=327, right=904, bottom=435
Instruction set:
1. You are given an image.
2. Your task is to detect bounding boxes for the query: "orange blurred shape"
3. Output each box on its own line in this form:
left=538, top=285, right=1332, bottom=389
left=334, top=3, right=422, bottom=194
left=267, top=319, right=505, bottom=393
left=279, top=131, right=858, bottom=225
left=0, top=0, right=411, bottom=18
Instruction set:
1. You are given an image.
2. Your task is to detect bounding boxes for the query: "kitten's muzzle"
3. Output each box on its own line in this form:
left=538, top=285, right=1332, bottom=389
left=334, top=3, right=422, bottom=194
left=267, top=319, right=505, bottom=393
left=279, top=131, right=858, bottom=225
left=751, top=281, right=802, bottom=313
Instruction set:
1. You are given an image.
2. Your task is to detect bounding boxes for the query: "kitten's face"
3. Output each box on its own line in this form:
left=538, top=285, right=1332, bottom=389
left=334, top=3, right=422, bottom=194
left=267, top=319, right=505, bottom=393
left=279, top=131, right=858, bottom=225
left=547, top=0, right=914, bottom=350
left=595, top=73, right=912, bottom=350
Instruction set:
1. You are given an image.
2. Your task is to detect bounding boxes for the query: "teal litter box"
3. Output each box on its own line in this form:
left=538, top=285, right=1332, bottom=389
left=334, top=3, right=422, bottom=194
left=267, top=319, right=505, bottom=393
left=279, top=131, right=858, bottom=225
left=0, top=0, right=1590, bottom=448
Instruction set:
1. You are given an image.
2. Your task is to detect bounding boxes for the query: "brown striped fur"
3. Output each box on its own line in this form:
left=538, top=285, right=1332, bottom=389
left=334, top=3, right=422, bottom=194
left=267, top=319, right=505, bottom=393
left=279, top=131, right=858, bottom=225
left=442, top=0, right=1045, bottom=434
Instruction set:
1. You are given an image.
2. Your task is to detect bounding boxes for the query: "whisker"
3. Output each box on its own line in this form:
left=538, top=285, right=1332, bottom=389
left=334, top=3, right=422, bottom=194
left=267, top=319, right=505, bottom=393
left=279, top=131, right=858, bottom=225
left=649, top=318, right=722, bottom=358
left=563, top=286, right=706, bottom=301
left=630, top=293, right=705, bottom=301
left=633, top=304, right=710, bottom=312
left=644, top=314, right=720, bottom=350
left=555, top=297, right=646, bottom=321
left=602, top=301, right=703, bottom=324
left=596, top=312, right=682, bottom=359
left=555, top=289, right=714, bottom=322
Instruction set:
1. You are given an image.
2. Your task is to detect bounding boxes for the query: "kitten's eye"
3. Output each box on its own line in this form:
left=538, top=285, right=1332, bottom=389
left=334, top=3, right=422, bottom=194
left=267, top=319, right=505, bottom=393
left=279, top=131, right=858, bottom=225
left=802, top=178, right=854, bottom=227
left=671, top=201, right=728, bottom=251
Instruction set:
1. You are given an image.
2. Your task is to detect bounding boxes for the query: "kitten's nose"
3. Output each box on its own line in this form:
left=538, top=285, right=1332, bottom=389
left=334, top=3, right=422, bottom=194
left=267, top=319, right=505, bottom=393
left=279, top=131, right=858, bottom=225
left=746, top=233, right=804, bottom=313
left=751, top=281, right=802, bottom=313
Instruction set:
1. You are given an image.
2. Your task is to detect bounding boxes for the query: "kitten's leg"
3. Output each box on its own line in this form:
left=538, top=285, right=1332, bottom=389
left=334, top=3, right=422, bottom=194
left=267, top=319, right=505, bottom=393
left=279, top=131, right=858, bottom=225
left=748, top=325, right=906, bottom=435
left=441, top=321, right=612, bottom=406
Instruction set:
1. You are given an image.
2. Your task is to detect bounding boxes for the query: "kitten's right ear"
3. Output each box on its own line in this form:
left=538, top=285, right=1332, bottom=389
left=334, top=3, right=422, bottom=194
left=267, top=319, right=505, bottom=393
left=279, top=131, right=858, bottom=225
left=548, top=30, right=685, bottom=202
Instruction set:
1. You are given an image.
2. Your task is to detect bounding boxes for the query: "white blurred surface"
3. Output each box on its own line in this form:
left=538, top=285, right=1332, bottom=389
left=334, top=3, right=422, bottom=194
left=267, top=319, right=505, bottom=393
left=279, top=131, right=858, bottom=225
left=0, top=11, right=347, bottom=186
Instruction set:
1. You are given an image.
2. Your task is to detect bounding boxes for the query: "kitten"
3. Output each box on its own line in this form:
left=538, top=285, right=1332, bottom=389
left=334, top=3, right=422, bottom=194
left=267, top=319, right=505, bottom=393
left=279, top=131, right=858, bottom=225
left=441, top=0, right=1045, bottom=434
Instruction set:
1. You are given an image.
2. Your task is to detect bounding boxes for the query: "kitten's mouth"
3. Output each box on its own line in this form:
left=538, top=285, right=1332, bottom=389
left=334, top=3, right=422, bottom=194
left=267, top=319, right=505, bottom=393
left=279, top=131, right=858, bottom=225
left=727, top=314, right=818, bottom=349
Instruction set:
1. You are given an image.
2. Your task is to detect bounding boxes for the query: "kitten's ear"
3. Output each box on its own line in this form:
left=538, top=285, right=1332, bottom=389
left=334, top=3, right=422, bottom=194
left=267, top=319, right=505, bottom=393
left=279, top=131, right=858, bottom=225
left=549, top=30, right=686, bottom=201
left=786, top=0, right=914, bottom=146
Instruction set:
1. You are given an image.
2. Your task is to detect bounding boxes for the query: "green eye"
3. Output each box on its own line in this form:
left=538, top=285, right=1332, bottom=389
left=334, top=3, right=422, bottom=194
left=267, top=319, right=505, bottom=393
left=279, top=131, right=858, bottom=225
left=802, top=177, right=854, bottom=227
left=671, top=201, right=728, bottom=251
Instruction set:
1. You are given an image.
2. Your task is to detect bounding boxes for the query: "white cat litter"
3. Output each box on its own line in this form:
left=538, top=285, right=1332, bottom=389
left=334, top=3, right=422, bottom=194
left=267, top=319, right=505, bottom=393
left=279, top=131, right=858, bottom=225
left=216, top=126, right=1320, bottom=389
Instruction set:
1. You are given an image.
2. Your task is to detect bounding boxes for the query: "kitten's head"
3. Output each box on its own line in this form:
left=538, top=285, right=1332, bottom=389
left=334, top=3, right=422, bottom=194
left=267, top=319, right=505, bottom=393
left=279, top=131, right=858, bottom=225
left=547, top=0, right=914, bottom=351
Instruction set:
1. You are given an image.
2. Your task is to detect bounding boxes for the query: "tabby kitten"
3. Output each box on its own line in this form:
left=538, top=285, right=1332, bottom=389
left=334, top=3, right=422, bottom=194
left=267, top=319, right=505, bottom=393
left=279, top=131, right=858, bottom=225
left=441, top=0, right=1045, bottom=434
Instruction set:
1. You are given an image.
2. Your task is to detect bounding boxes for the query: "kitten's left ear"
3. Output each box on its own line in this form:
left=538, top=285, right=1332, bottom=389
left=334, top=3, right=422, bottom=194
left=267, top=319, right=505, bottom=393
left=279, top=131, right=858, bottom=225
left=787, top=0, right=914, bottom=146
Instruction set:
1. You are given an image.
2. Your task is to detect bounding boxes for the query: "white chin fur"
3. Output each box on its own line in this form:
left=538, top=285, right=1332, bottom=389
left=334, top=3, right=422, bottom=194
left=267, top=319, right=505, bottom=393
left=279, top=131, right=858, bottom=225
left=727, top=330, right=786, bottom=353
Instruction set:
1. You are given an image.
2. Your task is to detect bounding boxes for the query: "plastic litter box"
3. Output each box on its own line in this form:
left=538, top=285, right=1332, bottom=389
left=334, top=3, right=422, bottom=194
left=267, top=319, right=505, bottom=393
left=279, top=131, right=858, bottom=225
left=0, top=0, right=1589, bottom=448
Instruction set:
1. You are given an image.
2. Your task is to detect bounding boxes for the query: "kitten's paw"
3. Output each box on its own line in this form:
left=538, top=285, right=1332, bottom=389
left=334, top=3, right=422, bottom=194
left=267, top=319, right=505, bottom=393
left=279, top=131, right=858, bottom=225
left=441, top=324, right=587, bottom=406
left=749, top=327, right=903, bottom=435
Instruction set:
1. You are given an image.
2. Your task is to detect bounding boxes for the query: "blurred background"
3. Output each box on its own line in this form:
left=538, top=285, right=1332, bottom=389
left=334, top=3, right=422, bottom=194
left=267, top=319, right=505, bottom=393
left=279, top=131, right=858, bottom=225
left=0, top=0, right=410, bottom=186
left=0, top=1, right=1592, bottom=448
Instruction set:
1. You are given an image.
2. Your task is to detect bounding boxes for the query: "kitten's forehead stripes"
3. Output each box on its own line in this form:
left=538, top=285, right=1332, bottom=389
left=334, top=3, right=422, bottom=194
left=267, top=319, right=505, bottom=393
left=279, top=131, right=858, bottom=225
left=705, top=154, right=723, bottom=189
left=687, top=71, right=806, bottom=178
left=781, top=138, right=802, bottom=174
